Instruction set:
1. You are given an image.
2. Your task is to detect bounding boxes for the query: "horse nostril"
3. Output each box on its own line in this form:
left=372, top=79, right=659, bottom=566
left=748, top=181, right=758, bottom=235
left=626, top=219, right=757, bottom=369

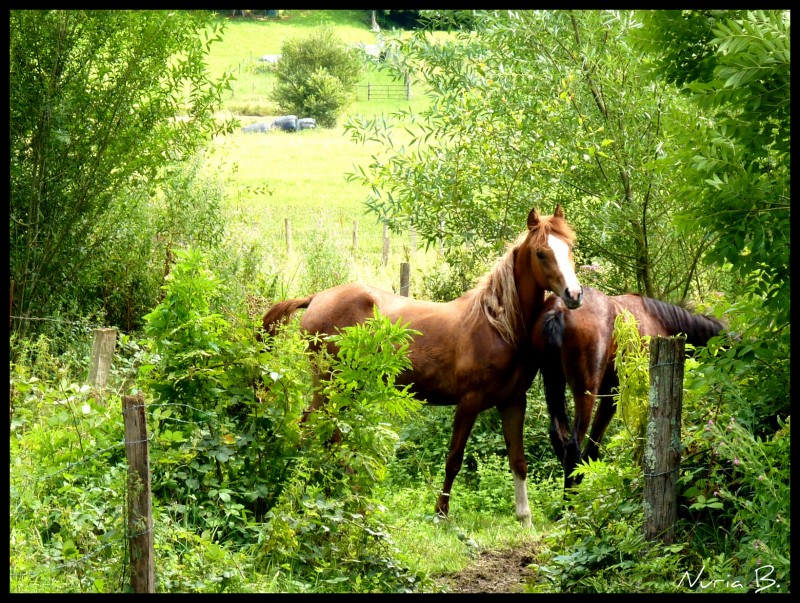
left=564, top=287, right=583, bottom=309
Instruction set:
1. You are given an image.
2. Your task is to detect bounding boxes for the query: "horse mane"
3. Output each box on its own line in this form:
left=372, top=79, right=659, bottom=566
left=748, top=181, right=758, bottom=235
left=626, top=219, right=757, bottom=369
left=468, top=213, right=575, bottom=348
left=640, top=296, right=726, bottom=347
left=527, top=214, right=576, bottom=251
left=471, top=238, right=523, bottom=348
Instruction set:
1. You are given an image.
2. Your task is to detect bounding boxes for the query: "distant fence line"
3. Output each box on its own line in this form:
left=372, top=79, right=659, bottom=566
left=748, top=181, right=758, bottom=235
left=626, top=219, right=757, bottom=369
left=356, top=82, right=411, bottom=100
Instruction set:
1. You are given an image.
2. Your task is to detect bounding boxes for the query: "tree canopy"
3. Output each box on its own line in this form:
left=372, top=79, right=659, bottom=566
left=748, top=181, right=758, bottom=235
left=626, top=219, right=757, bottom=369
left=10, top=10, right=235, bottom=333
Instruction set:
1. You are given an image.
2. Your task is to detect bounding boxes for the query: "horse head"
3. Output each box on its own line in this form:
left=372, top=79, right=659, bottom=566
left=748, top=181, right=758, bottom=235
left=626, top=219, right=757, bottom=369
left=524, top=204, right=583, bottom=309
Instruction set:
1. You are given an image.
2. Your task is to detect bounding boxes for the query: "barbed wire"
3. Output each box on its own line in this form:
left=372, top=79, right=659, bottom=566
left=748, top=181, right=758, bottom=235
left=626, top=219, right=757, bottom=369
left=8, top=525, right=154, bottom=581
left=9, top=398, right=202, bottom=586
left=10, top=314, right=112, bottom=330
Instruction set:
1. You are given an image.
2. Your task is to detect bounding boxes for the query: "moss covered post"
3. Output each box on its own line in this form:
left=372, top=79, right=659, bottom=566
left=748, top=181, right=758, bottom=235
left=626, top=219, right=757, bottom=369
left=643, top=335, right=684, bottom=545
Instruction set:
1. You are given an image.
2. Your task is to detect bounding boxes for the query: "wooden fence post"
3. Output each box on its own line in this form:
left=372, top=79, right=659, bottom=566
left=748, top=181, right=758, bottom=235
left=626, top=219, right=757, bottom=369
left=643, top=336, right=685, bottom=545
left=382, top=223, right=390, bottom=266
left=400, top=262, right=410, bottom=296
left=89, top=328, right=117, bottom=389
left=123, top=393, right=155, bottom=593
left=285, top=218, right=293, bottom=255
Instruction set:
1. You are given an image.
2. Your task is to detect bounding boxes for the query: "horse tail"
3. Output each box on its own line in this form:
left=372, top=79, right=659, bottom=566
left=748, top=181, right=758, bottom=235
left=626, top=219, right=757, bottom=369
left=540, top=304, right=565, bottom=351
left=260, top=294, right=315, bottom=340
left=641, top=296, right=725, bottom=347
left=539, top=305, right=566, bottom=396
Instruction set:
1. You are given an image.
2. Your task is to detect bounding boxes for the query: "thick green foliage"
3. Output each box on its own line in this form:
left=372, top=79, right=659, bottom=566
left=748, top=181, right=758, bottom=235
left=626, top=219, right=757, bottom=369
left=9, top=11, right=235, bottom=335
left=638, top=9, right=789, bottom=434
left=346, top=10, right=715, bottom=300
left=270, top=27, right=363, bottom=127
left=10, top=359, right=130, bottom=592
left=138, top=248, right=424, bottom=591
left=612, top=311, right=650, bottom=462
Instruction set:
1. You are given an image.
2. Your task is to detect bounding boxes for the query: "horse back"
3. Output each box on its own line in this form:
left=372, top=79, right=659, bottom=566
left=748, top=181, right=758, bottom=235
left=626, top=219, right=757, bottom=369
left=299, top=282, right=526, bottom=405
left=614, top=294, right=724, bottom=346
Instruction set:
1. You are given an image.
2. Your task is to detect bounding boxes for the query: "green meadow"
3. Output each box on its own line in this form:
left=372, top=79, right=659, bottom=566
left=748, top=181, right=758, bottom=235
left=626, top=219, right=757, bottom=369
left=205, top=10, right=441, bottom=296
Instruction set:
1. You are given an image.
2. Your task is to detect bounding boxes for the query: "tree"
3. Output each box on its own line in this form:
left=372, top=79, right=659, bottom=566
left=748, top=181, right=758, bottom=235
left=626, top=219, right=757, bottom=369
left=346, top=10, right=716, bottom=300
left=270, top=27, right=362, bottom=128
left=9, top=10, right=234, bottom=334
left=635, top=9, right=790, bottom=431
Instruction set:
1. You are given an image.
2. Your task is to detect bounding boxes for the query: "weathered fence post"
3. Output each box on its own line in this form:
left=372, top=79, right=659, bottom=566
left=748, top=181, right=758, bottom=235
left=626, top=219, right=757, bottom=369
left=382, top=223, right=390, bottom=266
left=285, top=218, right=293, bottom=255
left=123, top=393, right=155, bottom=593
left=643, top=336, right=685, bottom=545
left=352, top=220, right=359, bottom=253
left=400, top=262, right=410, bottom=296
left=89, top=328, right=117, bottom=389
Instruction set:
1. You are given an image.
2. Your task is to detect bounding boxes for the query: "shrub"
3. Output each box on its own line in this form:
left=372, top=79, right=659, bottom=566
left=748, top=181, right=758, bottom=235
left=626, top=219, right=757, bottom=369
left=271, top=26, right=362, bottom=128
left=299, top=231, right=351, bottom=294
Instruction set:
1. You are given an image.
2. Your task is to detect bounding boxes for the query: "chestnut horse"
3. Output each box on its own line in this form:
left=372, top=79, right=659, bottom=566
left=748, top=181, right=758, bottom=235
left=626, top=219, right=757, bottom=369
left=532, top=286, right=725, bottom=490
left=262, top=205, right=583, bottom=526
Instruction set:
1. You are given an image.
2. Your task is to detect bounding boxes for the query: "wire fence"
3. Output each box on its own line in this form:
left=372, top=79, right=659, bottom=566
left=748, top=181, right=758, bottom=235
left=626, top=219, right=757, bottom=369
left=9, top=392, right=221, bottom=591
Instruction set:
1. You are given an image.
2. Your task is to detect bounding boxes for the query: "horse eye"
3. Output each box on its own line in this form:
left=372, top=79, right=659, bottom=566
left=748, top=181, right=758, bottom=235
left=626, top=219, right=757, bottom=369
left=536, top=250, right=546, bottom=259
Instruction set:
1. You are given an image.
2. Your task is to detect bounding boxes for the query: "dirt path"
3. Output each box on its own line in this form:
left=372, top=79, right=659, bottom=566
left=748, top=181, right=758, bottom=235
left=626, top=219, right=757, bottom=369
left=433, top=540, right=541, bottom=593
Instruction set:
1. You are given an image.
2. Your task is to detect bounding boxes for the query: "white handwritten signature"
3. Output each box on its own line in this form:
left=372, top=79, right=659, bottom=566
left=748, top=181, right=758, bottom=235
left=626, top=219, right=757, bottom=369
left=677, top=564, right=777, bottom=593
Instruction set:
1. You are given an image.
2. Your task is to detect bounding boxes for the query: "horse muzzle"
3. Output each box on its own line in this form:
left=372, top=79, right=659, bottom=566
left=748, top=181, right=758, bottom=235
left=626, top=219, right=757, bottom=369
left=563, top=286, right=584, bottom=309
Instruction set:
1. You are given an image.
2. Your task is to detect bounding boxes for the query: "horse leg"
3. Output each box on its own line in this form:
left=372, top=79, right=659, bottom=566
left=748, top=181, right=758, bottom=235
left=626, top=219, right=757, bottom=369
left=564, top=388, right=596, bottom=491
left=579, top=379, right=618, bottom=475
left=499, top=398, right=531, bottom=527
left=301, top=365, right=341, bottom=443
left=540, top=357, right=571, bottom=484
left=435, top=402, right=480, bottom=519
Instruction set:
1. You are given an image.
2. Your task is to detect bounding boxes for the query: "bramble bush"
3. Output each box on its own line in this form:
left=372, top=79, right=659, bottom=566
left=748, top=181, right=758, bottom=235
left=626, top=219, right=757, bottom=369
left=140, top=247, right=425, bottom=591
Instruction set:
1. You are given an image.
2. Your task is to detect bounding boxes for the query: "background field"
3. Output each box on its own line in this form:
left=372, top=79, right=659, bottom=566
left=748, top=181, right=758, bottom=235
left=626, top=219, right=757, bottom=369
left=205, top=11, right=443, bottom=297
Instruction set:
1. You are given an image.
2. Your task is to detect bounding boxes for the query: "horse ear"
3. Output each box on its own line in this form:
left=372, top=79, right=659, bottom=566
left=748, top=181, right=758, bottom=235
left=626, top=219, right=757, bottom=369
left=527, top=208, right=540, bottom=230
left=554, top=203, right=564, bottom=219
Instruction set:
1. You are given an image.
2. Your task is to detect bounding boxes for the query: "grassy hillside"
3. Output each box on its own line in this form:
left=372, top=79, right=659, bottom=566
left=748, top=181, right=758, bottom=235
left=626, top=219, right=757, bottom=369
left=205, top=10, right=440, bottom=297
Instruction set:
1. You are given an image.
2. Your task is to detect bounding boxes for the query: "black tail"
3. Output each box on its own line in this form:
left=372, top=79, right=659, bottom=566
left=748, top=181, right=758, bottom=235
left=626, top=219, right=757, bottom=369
left=540, top=305, right=565, bottom=351
left=641, top=297, right=725, bottom=347
left=536, top=302, right=571, bottom=474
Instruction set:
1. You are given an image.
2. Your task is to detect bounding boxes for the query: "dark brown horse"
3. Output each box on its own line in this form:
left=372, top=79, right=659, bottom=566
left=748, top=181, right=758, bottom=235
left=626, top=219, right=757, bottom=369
left=262, top=205, right=583, bottom=526
left=532, top=286, right=725, bottom=490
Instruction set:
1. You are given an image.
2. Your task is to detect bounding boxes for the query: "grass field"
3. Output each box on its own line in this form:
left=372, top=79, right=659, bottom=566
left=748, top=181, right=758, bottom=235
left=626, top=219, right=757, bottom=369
left=204, top=10, right=442, bottom=297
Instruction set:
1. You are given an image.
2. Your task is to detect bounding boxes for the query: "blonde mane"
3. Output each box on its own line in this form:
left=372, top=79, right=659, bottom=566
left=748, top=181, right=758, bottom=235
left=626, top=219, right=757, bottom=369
left=469, top=232, right=526, bottom=348
left=470, top=214, right=576, bottom=347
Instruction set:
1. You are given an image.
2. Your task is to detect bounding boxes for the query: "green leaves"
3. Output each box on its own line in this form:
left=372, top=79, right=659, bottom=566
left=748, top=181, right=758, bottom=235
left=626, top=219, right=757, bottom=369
left=271, top=26, right=363, bottom=127
left=10, top=11, right=235, bottom=329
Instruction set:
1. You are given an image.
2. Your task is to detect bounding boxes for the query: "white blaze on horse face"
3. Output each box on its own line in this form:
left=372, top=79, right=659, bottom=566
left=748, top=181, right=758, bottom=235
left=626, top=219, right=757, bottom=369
left=514, top=474, right=532, bottom=528
left=548, top=234, right=581, bottom=302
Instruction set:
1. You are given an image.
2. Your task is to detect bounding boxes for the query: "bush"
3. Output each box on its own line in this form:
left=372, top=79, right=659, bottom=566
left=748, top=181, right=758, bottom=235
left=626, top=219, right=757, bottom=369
left=299, top=229, right=351, bottom=294
left=271, top=27, right=362, bottom=128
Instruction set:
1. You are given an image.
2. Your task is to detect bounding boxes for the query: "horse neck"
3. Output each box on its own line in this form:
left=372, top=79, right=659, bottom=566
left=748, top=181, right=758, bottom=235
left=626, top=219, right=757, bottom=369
left=513, top=252, right=547, bottom=335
